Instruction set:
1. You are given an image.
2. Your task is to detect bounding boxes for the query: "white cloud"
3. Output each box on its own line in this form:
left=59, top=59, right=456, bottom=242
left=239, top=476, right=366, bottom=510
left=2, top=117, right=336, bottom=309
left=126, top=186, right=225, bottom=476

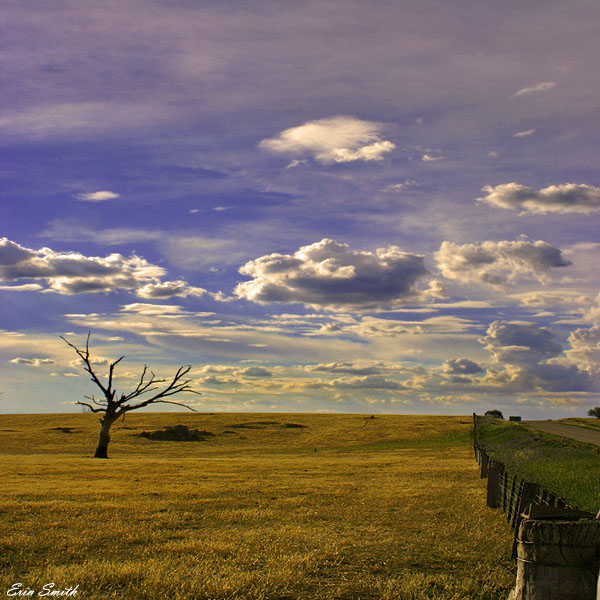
left=435, top=239, right=571, bottom=287
left=512, top=129, right=535, bottom=138
left=259, top=116, right=395, bottom=164
left=0, top=283, right=44, bottom=292
left=566, top=325, right=600, bottom=370
left=77, top=190, right=120, bottom=202
left=477, top=183, right=600, bottom=214
left=120, top=303, right=202, bottom=316
left=286, top=159, right=308, bottom=169
left=380, top=180, right=418, bottom=193
left=9, top=357, right=54, bottom=366
left=422, top=153, right=444, bottom=162
left=234, top=238, right=428, bottom=309
left=511, top=81, right=557, bottom=98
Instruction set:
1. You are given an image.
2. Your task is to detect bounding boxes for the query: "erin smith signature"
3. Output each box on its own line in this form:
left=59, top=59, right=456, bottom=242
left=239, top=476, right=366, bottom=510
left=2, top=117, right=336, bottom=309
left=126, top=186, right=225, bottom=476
left=6, top=583, right=79, bottom=597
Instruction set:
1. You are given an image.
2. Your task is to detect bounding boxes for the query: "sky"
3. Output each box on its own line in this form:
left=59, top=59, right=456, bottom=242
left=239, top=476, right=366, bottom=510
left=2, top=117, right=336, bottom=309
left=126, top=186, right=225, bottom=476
left=1, top=0, right=599, bottom=418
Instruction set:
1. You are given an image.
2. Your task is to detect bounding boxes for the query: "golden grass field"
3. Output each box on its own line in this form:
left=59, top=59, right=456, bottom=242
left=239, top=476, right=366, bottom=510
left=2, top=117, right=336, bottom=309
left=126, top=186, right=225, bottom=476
left=0, top=413, right=514, bottom=599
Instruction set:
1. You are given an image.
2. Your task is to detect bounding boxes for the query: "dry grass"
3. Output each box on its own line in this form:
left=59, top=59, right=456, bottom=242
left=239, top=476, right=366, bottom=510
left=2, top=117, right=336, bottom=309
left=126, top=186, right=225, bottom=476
left=0, top=413, right=514, bottom=599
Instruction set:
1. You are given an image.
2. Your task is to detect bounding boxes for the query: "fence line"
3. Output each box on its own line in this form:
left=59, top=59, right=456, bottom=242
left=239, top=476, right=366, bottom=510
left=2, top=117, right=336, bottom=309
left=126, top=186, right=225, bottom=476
left=472, top=414, right=593, bottom=558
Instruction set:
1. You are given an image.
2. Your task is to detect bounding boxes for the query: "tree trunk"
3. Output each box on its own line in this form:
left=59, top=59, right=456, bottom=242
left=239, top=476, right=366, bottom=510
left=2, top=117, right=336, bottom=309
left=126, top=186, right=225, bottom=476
left=94, top=418, right=115, bottom=458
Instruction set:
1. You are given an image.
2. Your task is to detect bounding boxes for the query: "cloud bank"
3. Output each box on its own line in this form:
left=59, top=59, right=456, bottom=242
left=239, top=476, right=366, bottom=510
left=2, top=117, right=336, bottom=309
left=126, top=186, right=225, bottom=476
left=477, top=183, right=600, bottom=214
left=0, top=238, right=204, bottom=299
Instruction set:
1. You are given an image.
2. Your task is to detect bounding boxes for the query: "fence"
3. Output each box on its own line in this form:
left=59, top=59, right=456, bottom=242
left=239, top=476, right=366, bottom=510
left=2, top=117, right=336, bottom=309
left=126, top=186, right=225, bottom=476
left=472, top=414, right=593, bottom=557
left=472, top=414, right=600, bottom=599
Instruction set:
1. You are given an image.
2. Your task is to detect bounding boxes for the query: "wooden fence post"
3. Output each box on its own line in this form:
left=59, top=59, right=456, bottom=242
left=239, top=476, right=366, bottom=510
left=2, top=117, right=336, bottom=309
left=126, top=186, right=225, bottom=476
left=511, top=480, right=540, bottom=557
left=509, top=519, right=600, bottom=600
left=486, top=461, right=502, bottom=508
left=480, top=450, right=489, bottom=478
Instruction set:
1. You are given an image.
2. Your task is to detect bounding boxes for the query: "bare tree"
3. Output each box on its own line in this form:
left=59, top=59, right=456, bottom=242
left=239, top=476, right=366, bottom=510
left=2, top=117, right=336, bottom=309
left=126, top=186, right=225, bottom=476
left=61, top=333, right=200, bottom=458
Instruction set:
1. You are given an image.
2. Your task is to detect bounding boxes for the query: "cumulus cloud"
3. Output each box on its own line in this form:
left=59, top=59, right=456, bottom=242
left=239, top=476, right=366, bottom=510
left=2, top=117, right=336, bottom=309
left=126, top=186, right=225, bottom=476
left=482, top=321, right=563, bottom=365
left=258, top=116, right=395, bottom=164
left=481, top=320, right=593, bottom=393
left=511, top=81, right=557, bottom=98
left=76, top=190, right=120, bottom=202
left=477, top=183, right=600, bottom=214
left=234, top=238, right=428, bottom=309
left=567, top=325, right=600, bottom=370
left=435, top=239, right=571, bottom=287
left=0, top=237, right=202, bottom=299
left=443, top=358, right=484, bottom=375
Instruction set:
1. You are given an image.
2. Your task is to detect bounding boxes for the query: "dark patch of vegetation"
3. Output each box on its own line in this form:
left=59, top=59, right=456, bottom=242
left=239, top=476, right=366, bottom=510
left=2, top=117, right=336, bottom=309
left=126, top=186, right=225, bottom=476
left=588, top=407, right=600, bottom=419
left=50, top=427, right=76, bottom=434
left=140, top=425, right=214, bottom=441
left=484, top=409, right=504, bottom=419
left=283, top=423, right=307, bottom=429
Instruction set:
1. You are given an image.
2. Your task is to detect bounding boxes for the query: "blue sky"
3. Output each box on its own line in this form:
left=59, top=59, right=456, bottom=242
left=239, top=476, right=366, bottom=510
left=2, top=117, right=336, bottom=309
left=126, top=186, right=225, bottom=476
left=2, top=0, right=599, bottom=417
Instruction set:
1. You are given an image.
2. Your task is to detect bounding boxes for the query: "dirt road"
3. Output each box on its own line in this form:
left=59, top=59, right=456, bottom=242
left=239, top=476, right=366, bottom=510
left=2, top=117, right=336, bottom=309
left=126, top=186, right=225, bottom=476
left=524, top=420, right=600, bottom=446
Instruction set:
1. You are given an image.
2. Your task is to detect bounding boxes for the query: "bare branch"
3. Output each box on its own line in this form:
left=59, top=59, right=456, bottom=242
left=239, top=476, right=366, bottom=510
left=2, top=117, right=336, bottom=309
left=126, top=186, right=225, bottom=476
left=107, top=356, right=125, bottom=392
left=84, top=395, right=107, bottom=407
left=121, top=398, right=198, bottom=414
left=76, top=400, right=105, bottom=414
left=60, top=334, right=110, bottom=397
left=117, top=365, right=165, bottom=404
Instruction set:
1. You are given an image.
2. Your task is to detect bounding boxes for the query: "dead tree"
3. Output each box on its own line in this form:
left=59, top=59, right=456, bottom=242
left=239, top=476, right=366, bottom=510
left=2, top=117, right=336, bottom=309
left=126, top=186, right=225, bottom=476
left=61, top=333, right=200, bottom=458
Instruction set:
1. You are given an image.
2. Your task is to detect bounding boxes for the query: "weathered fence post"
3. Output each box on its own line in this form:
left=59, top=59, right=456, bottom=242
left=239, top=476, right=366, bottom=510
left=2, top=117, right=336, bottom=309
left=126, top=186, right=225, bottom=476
left=508, top=519, right=600, bottom=600
left=486, top=460, right=502, bottom=508
left=480, top=449, right=489, bottom=478
left=511, top=480, right=540, bottom=557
